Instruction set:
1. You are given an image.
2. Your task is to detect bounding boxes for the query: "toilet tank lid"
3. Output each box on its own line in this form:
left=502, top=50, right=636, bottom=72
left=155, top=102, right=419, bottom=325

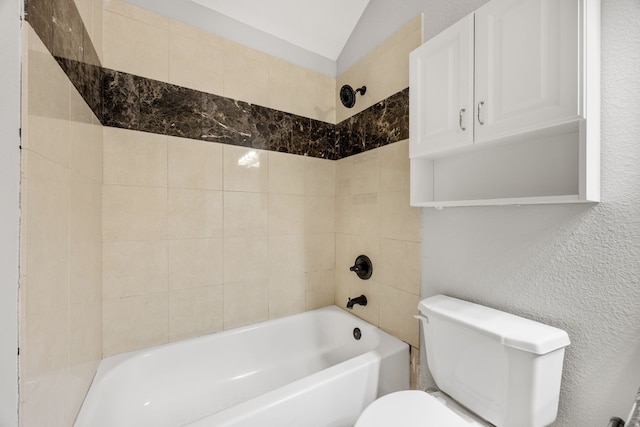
left=418, top=295, right=570, bottom=355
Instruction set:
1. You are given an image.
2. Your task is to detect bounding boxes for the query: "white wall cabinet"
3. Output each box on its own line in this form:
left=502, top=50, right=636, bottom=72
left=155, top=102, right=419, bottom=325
left=410, top=14, right=474, bottom=157
left=410, top=0, right=600, bottom=207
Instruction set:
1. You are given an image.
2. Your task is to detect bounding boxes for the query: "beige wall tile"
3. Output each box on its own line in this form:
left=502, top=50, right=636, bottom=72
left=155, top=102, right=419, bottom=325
left=168, top=137, right=222, bottom=190
left=305, top=195, right=335, bottom=234
left=21, top=152, right=70, bottom=300
left=22, top=277, right=69, bottom=379
left=21, top=27, right=104, bottom=424
left=336, top=15, right=421, bottom=123
left=335, top=150, right=381, bottom=196
left=75, top=0, right=93, bottom=45
left=380, top=140, right=410, bottom=192
left=268, top=273, right=306, bottom=319
left=103, top=293, right=168, bottom=356
left=169, top=285, right=224, bottom=341
left=334, top=271, right=352, bottom=312
left=103, top=127, right=167, bottom=187
left=379, top=285, right=420, bottom=347
left=223, top=40, right=269, bottom=106
left=103, top=0, right=169, bottom=28
left=223, top=145, right=269, bottom=192
left=351, top=150, right=381, bottom=195
left=335, top=196, right=351, bottom=235
left=378, top=239, right=421, bottom=296
left=267, top=57, right=335, bottom=123
left=305, top=157, right=335, bottom=196
left=268, top=151, right=306, bottom=194
left=335, top=159, right=353, bottom=197
left=103, top=240, right=168, bottom=299
left=269, top=234, right=306, bottom=277
left=305, top=270, right=335, bottom=310
left=223, top=192, right=268, bottom=237
left=168, top=189, right=223, bottom=239
left=24, top=116, right=69, bottom=169
left=305, top=233, right=335, bottom=272
left=268, top=194, right=305, bottom=235
left=20, top=375, right=69, bottom=427
left=168, top=238, right=224, bottom=290
left=103, top=185, right=167, bottom=241
left=92, top=0, right=104, bottom=61
left=380, top=191, right=421, bottom=242
left=169, top=30, right=224, bottom=95
left=335, top=233, right=351, bottom=273
left=70, top=121, right=102, bottom=182
left=350, top=193, right=380, bottom=237
left=68, top=300, right=102, bottom=366
left=69, top=175, right=101, bottom=306
left=26, top=46, right=69, bottom=123
left=224, top=236, right=268, bottom=283
left=103, top=10, right=169, bottom=81
left=224, top=280, right=268, bottom=329
left=69, top=81, right=94, bottom=125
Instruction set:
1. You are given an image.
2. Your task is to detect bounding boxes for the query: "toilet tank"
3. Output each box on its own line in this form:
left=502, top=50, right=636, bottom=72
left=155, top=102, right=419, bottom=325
left=418, top=295, right=570, bottom=427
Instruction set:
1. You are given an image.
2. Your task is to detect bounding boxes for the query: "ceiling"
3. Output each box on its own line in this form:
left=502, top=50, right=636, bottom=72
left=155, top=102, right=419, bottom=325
left=190, top=0, right=370, bottom=61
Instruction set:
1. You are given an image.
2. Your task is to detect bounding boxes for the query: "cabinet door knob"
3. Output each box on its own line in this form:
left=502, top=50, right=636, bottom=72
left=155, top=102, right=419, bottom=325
left=477, top=101, right=485, bottom=125
left=459, top=108, right=466, bottom=131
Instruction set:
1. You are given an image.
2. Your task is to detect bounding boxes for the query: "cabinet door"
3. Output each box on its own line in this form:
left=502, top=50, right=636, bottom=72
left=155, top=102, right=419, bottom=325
left=474, top=0, right=579, bottom=143
left=410, top=14, right=474, bottom=157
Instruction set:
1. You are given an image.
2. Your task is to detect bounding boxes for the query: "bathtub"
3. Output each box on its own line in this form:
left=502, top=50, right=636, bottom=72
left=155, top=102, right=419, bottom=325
left=74, top=306, right=409, bottom=427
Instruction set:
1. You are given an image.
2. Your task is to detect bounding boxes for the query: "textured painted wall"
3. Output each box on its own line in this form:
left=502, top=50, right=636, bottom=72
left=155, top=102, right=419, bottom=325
left=0, top=0, right=21, bottom=424
left=419, top=0, right=640, bottom=425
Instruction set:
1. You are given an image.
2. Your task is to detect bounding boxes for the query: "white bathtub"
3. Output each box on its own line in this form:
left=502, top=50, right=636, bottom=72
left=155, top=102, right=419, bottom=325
left=74, top=306, right=409, bottom=427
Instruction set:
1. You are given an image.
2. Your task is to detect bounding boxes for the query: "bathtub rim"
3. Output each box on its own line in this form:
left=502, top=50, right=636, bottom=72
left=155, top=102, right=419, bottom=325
left=95, top=305, right=405, bottom=378
left=75, top=305, right=410, bottom=426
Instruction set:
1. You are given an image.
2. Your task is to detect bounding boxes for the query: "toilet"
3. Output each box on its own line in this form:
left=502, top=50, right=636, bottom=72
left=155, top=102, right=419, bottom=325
left=355, top=295, right=570, bottom=427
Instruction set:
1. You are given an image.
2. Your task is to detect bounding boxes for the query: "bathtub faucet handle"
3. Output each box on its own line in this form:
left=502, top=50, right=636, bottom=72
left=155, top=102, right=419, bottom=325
left=349, top=255, right=372, bottom=280
left=346, top=295, right=368, bottom=309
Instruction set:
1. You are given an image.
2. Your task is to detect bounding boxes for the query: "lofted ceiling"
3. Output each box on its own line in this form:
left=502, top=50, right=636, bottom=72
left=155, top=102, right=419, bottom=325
left=190, top=0, right=371, bottom=61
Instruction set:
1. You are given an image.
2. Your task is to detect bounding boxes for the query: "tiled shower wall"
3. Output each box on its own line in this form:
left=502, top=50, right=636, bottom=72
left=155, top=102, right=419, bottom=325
left=98, top=1, right=420, bottom=356
left=20, top=20, right=103, bottom=427
left=99, top=1, right=338, bottom=355
left=102, top=130, right=336, bottom=355
left=20, top=0, right=421, bottom=423
left=334, top=18, right=423, bottom=370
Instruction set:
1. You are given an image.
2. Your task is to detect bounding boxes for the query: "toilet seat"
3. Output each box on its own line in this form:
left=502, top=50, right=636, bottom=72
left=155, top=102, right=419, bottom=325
left=354, top=391, right=484, bottom=427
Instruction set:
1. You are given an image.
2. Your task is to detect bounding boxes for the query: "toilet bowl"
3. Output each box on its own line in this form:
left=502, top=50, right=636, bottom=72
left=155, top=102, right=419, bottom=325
left=355, top=295, right=570, bottom=427
left=355, top=390, right=490, bottom=427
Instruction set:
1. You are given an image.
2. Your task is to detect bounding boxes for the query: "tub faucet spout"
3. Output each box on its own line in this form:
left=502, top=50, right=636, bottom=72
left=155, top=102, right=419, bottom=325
left=346, top=295, right=367, bottom=309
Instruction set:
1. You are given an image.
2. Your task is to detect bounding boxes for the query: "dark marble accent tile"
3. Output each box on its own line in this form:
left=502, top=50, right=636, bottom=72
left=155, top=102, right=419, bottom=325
left=56, top=57, right=102, bottom=121
left=51, top=0, right=85, bottom=62
left=290, top=115, right=311, bottom=156
left=335, top=87, right=409, bottom=159
left=24, top=0, right=408, bottom=161
left=102, top=69, right=140, bottom=129
left=81, top=21, right=101, bottom=68
left=337, top=117, right=365, bottom=159
left=384, top=87, right=410, bottom=142
left=139, top=79, right=202, bottom=139
left=325, top=125, right=339, bottom=161
left=361, top=100, right=391, bottom=149
left=202, top=94, right=254, bottom=146
left=252, top=105, right=291, bottom=152
left=26, top=0, right=54, bottom=52
left=26, top=0, right=104, bottom=122
left=308, top=120, right=333, bottom=159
